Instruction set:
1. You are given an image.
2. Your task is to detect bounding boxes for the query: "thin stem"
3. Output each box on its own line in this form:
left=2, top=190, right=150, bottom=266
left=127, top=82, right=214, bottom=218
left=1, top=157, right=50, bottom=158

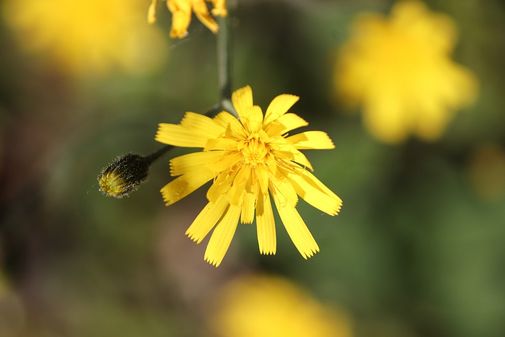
left=151, top=14, right=234, bottom=166
left=145, top=16, right=235, bottom=166
left=144, top=144, right=173, bottom=164
left=217, top=15, right=231, bottom=101
left=104, top=13, right=235, bottom=178
left=217, top=15, right=235, bottom=115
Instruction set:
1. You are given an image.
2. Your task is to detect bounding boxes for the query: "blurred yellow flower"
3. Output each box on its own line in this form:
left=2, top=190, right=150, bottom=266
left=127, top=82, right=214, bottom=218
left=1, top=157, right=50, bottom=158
left=210, top=275, right=352, bottom=337
left=336, top=1, right=478, bottom=143
left=148, top=0, right=227, bottom=38
left=3, top=0, right=167, bottom=74
left=156, top=86, right=342, bottom=267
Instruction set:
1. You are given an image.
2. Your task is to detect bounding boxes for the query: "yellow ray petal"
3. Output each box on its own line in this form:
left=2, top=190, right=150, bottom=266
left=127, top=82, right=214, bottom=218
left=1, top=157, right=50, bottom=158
left=240, top=192, right=256, bottom=224
left=256, top=192, right=276, bottom=255
left=228, top=166, right=251, bottom=205
left=167, top=0, right=192, bottom=38
left=265, top=154, right=279, bottom=176
left=161, top=170, right=215, bottom=205
left=170, top=151, right=225, bottom=176
left=192, top=0, right=219, bottom=33
left=255, top=165, right=270, bottom=194
left=264, top=94, right=299, bottom=125
left=232, top=86, right=253, bottom=123
left=213, top=111, right=246, bottom=138
left=211, top=152, right=243, bottom=173
left=186, top=196, right=229, bottom=243
left=272, top=148, right=296, bottom=163
left=265, top=113, right=308, bottom=136
left=269, top=141, right=313, bottom=171
left=147, top=0, right=159, bottom=24
left=269, top=174, right=298, bottom=208
left=205, top=137, right=239, bottom=151
left=287, top=131, right=335, bottom=150
left=204, top=205, right=241, bottom=267
left=285, top=168, right=342, bottom=216
left=156, top=123, right=208, bottom=147
left=211, top=0, right=227, bottom=16
left=181, top=112, right=225, bottom=138
left=300, top=169, right=341, bottom=203
left=207, top=170, right=236, bottom=202
left=272, top=195, right=319, bottom=259
left=167, top=0, right=191, bottom=12
left=291, top=150, right=314, bottom=171
left=242, top=105, right=263, bottom=132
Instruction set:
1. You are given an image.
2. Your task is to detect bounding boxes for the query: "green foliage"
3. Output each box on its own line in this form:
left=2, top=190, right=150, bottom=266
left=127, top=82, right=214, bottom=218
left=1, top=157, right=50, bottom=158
left=1, top=1, right=504, bottom=337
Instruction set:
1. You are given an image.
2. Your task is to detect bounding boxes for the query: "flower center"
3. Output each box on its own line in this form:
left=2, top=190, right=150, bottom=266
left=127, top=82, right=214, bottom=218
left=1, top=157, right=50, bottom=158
left=240, top=133, right=270, bottom=166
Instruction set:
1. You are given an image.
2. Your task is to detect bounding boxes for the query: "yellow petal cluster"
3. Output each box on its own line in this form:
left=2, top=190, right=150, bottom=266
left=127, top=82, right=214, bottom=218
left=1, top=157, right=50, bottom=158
left=3, top=0, right=166, bottom=74
left=210, top=275, right=352, bottom=337
left=335, top=1, right=478, bottom=143
left=148, top=0, right=227, bottom=39
left=156, top=86, right=342, bottom=267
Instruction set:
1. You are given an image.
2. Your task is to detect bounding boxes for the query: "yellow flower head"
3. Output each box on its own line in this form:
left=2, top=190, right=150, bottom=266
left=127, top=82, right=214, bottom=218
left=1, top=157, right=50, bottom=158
left=155, top=86, right=342, bottom=267
left=336, top=0, right=478, bottom=143
left=148, top=0, right=227, bottom=39
left=210, top=274, right=352, bottom=337
left=3, top=0, right=166, bottom=74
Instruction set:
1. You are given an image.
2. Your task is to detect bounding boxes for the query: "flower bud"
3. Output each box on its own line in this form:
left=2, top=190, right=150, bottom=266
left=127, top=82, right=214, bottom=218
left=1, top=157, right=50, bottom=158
left=98, top=154, right=150, bottom=198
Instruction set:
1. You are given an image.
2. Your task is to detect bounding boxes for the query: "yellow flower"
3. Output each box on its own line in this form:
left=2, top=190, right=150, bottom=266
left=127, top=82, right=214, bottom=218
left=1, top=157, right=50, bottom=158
left=210, top=274, right=352, bottom=337
left=335, top=0, right=478, bottom=143
left=155, top=86, right=342, bottom=267
left=3, top=0, right=166, bottom=74
left=148, top=0, right=227, bottom=39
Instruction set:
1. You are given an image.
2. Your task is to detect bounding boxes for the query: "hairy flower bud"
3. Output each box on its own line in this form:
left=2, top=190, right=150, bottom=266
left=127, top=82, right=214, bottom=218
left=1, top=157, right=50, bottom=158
left=98, top=154, right=150, bottom=198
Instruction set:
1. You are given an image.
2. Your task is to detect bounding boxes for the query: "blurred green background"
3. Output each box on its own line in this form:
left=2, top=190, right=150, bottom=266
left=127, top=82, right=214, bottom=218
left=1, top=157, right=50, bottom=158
left=1, top=0, right=505, bottom=337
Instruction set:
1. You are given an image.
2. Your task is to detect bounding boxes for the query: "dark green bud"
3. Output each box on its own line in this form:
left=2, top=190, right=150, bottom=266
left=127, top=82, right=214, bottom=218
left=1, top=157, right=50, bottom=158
left=98, top=154, right=150, bottom=198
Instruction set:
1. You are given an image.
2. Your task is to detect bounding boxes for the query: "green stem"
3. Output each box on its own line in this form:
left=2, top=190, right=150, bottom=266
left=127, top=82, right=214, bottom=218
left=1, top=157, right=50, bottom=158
left=147, top=15, right=235, bottom=165
left=144, top=144, right=173, bottom=164
left=217, top=15, right=235, bottom=115
left=101, top=13, right=236, bottom=189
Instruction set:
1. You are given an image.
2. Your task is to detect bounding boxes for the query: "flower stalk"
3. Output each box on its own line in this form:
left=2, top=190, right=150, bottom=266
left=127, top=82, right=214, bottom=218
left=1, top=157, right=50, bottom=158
left=98, top=9, right=234, bottom=198
left=217, top=15, right=234, bottom=114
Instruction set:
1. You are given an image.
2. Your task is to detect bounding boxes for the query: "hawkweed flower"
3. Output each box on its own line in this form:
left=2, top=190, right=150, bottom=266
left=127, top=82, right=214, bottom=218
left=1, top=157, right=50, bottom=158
left=335, top=0, right=478, bottom=143
left=148, top=0, right=227, bottom=39
left=3, top=0, right=166, bottom=74
left=155, top=85, right=342, bottom=266
left=98, top=154, right=151, bottom=199
left=210, top=274, right=352, bottom=337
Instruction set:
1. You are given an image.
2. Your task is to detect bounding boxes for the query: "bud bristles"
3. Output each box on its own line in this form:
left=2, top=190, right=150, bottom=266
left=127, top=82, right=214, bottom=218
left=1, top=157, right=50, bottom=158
left=98, top=154, right=150, bottom=198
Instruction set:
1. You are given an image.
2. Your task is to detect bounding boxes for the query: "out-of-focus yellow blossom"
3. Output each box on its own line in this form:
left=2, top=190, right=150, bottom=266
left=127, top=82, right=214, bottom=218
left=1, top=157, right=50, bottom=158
left=148, top=0, right=227, bottom=39
left=468, top=145, right=505, bottom=201
left=336, top=1, right=478, bottom=143
left=3, top=0, right=167, bottom=74
left=155, top=86, right=342, bottom=267
left=210, top=275, right=352, bottom=337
